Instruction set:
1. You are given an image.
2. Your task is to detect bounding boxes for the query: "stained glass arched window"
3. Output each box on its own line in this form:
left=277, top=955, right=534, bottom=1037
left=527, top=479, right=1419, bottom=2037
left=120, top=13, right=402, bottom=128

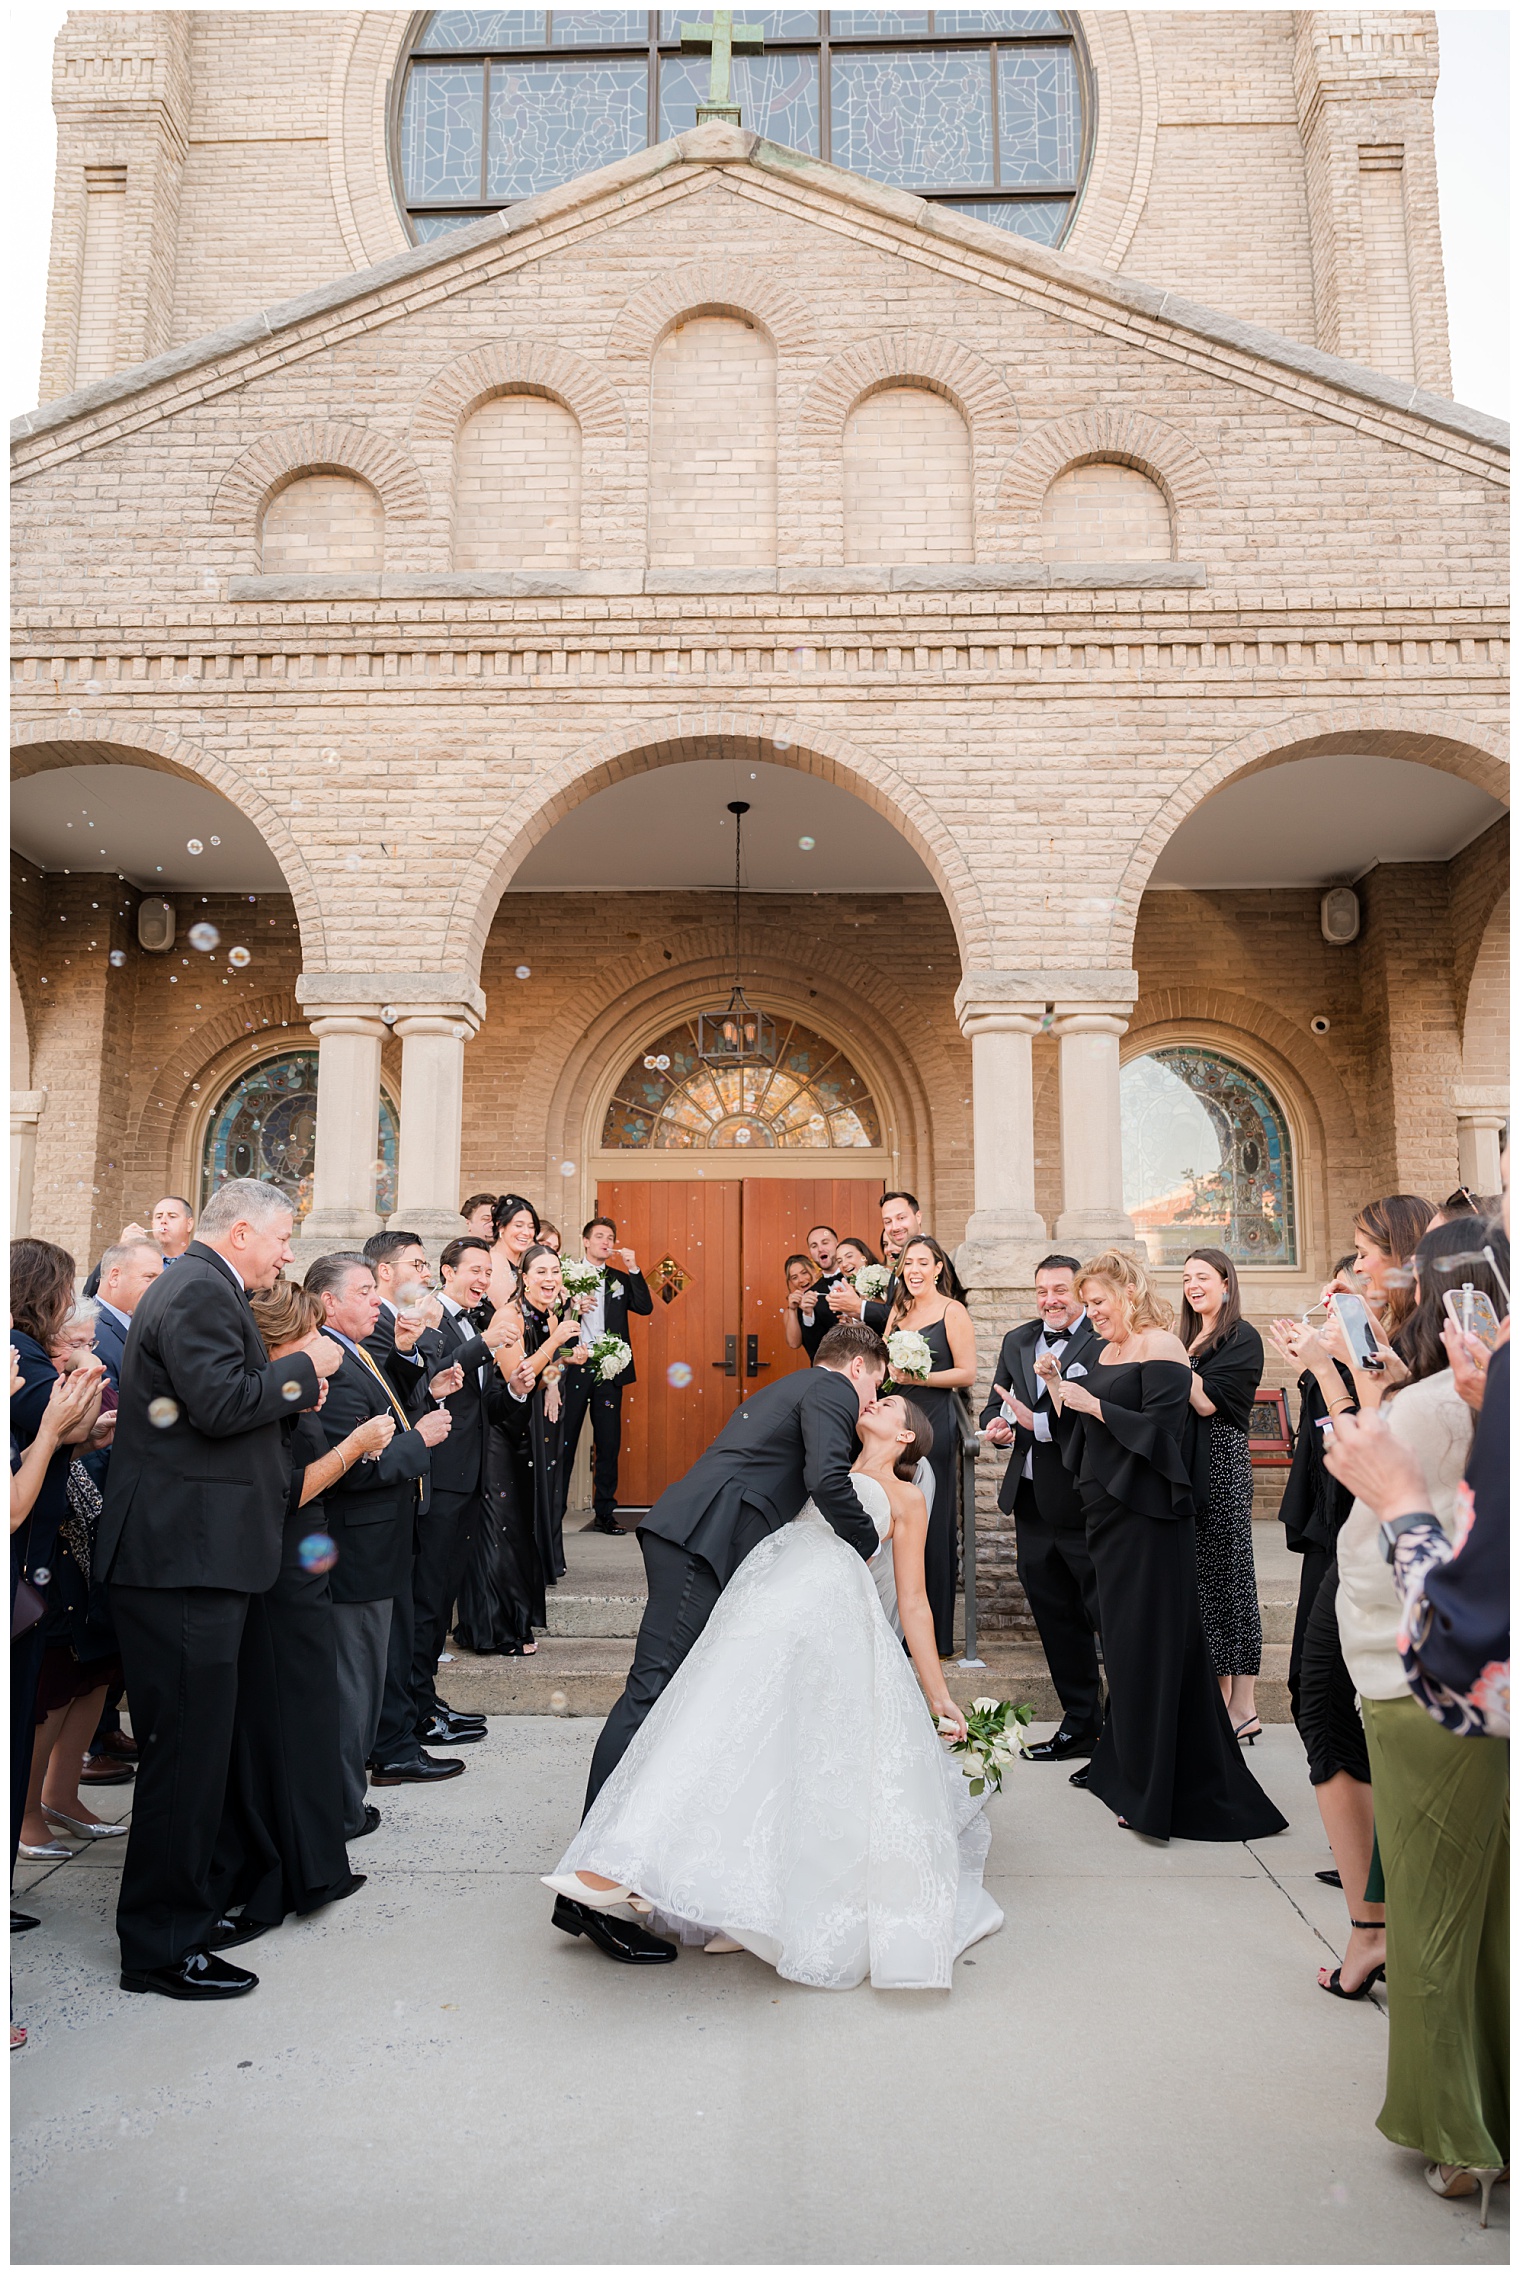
left=200, top=1051, right=399, bottom=1225
left=603, top=1017, right=880, bottom=1149
left=1120, top=1046, right=1296, bottom=1268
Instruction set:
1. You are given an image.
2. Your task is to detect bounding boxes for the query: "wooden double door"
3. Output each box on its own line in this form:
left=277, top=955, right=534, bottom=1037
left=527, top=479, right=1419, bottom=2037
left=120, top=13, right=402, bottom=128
left=596, top=1176, right=884, bottom=1508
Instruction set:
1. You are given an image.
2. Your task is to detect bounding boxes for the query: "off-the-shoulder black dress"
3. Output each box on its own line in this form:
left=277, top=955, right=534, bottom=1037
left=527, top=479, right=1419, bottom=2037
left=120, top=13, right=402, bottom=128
left=1065, top=1359, right=1287, bottom=1841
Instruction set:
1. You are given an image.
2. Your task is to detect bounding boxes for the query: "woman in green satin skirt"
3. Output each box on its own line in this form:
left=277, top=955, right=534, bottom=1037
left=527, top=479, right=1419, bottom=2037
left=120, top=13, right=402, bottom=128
left=1362, top=1693, right=1508, bottom=2170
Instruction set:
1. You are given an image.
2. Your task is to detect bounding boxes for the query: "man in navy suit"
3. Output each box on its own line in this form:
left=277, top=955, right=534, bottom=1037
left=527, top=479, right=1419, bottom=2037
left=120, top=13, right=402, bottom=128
left=82, top=1237, right=165, bottom=1786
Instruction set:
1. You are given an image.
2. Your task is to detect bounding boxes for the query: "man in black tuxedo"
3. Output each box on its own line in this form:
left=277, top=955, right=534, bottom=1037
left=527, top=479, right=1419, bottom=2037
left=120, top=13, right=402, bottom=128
left=304, top=1254, right=459, bottom=1824
left=981, top=1254, right=1106, bottom=1763
left=560, top=1215, right=654, bottom=1533
left=794, top=1224, right=848, bottom=1362
left=823, top=1192, right=964, bottom=1330
left=99, top=1178, right=340, bottom=2000
left=405, top=1235, right=520, bottom=1747
left=80, top=1238, right=163, bottom=1785
left=362, top=1229, right=442, bottom=1410
left=555, top=1320, right=888, bottom=1965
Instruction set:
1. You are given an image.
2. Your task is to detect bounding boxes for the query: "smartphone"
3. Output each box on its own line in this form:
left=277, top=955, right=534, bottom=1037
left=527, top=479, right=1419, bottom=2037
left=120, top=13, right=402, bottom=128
left=1330, top=1290, right=1384, bottom=1371
left=1442, top=1285, right=1502, bottom=1350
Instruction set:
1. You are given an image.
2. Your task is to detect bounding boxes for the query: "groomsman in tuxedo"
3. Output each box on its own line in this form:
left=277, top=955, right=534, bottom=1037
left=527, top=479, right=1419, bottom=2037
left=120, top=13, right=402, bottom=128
left=981, top=1255, right=1106, bottom=1762
left=795, top=1225, right=848, bottom=1362
left=561, top=1216, right=653, bottom=1534
left=99, top=1179, right=338, bottom=2000
left=90, top=1239, right=165, bottom=1390
left=362, top=1230, right=441, bottom=1409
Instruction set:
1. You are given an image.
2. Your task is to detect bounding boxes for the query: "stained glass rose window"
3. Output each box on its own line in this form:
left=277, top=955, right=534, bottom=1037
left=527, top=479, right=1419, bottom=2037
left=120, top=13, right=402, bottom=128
left=604, top=1018, right=881, bottom=1149
left=1120, top=1046, right=1297, bottom=1268
left=200, top=1051, right=399, bottom=1225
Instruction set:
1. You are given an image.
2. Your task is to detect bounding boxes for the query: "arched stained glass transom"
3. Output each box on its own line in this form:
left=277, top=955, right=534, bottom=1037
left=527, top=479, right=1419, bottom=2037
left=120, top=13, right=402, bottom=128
left=397, top=12, right=1087, bottom=246
left=603, top=1018, right=881, bottom=1148
left=1120, top=1046, right=1297, bottom=1268
left=200, top=1052, right=399, bottom=1225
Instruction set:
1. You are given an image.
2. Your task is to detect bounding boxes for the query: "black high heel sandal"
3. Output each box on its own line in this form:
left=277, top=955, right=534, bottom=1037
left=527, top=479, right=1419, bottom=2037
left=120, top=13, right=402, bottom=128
left=1319, top=1922, right=1386, bottom=1999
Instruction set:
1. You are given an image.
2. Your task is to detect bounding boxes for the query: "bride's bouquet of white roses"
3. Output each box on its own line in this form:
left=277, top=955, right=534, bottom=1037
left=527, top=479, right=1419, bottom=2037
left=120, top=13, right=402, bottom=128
left=885, top=1327, right=933, bottom=1383
left=853, top=1263, right=891, bottom=1302
left=587, top=1331, right=632, bottom=1383
left=938, top=1697, right=1036, bottom=1797
left=558, top=1256, right=604, bottom=1301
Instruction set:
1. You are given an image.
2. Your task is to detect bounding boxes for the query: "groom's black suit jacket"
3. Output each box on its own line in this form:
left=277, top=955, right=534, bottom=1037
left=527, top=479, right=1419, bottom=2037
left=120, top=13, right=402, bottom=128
left=979, top=1315, right=1105, bottom=1523
left=640, top=1366, right=879, bottom=1582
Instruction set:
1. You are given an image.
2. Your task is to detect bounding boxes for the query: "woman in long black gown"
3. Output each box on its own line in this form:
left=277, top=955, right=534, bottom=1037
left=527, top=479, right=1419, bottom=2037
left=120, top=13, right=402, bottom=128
left=883, top=1236, right=977, bottom=1657
left=211, top=1284, right=388, bottom=1929
left=514, top=1245, right=590, bottom=1587
left=1042, top=1250, right=1286, bottom=1843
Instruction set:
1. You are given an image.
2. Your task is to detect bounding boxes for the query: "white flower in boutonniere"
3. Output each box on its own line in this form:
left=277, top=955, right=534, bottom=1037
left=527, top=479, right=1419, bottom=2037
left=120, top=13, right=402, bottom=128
left=588, top=1332, right=632, bottom=1382
left=610, top=1280, right=625, bottom=1299
left=558, top=1257, right=604, bottom=1301
left=853, top=1263, right=891, bottom=1302
left=886, top=1328, right=933, bottom=1384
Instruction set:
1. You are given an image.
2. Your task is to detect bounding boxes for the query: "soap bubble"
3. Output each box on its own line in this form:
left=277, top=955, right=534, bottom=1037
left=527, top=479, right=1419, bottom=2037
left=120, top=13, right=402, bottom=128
left=188, top=923, right=220, bottom=952
left=281, top=1379, right=304, bottom=1402
left=655, top=1054, right=671, bottom=1072
left=228, top=946, right=252, bottom=969
left=559, top=1161, right=576, bottom=1178
left=109, top=950, right=126, bottom=967
left=549, top=1689, right=569, bottom=1715
left=297, top=1532, right=339, bottom=1575
left=515, top=965, right=531, bottom=980
left=643, top=1055, right=656, bottom=1069
left=797, top=835, right=815, bottom=851
left=32, top=1567, right=50, bottom=1588
left=344, top=853, right=362, bottom=872
left=209, top=836, right=221, bottom=847
left=666, top=1360, right=694, bottom=1389
left=186, top=839, right=203, bottom=855
left=735, top=1128, right=752, bottom=1145
left=147, top=1397, right=179, bottom=1429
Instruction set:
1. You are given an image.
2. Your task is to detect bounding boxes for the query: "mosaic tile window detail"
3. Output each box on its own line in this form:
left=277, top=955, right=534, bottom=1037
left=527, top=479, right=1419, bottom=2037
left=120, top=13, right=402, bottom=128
left=1121, top=1048, right=1297, bottom=1269
left=603, top=1019, right=881, bottom=1150
left=201, top=1053, right=399, bottom=1226
left=400, top=12, right=1085, bottom=237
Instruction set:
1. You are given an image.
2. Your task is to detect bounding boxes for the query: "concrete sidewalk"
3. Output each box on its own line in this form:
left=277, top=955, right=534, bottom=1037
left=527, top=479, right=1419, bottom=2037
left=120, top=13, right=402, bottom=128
left=11, top=1722, right=1506, bottom=2266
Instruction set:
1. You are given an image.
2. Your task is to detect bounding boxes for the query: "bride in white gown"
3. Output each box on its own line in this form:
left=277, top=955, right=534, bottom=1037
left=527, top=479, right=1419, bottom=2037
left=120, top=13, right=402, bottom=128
left=546, top=1397, right=1004, bottom=1991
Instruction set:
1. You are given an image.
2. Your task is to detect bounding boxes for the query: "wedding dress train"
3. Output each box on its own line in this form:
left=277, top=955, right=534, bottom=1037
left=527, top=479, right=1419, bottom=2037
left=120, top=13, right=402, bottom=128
left=552, top=1475, right=1003, bottom=1990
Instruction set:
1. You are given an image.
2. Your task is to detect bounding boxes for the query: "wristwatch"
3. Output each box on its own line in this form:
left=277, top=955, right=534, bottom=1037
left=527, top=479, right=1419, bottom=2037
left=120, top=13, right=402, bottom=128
left=1378, top=1511, right=1434, bottom=1563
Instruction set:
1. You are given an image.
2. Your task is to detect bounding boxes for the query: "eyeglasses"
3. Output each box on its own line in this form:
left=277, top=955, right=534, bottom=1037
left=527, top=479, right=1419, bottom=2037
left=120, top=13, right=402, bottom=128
left=1443, top=1186, right=1481, bottom=1213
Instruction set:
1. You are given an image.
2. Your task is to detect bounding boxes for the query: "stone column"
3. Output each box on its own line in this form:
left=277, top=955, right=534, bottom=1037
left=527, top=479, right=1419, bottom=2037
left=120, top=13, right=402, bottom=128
left=1453, top=1086, right=1508, bottom=1198
left=392, top=1004, right=481, bottom=1244
left=955, top=989, right=1047, bottom=1287
left=1053, top=1011, right=1136, bottom=1251
left=10, top=1091, right=45, bottom=1238
left=302, top=1013, right=388, bottom=1249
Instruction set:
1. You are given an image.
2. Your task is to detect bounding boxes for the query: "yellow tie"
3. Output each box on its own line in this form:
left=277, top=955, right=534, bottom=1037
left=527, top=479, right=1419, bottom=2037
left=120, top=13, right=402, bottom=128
left=346, top=1338, right=424, bottom=1503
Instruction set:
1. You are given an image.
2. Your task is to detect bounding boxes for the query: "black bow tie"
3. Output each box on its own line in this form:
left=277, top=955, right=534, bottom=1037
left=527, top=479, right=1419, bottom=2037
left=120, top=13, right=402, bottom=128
left=1040, top=1328, right=1068, bottom=1346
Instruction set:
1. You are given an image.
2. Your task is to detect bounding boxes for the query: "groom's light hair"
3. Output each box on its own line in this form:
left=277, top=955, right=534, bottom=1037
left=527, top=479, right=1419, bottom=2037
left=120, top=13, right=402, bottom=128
left=814, top=1322, right=888, bottom=1374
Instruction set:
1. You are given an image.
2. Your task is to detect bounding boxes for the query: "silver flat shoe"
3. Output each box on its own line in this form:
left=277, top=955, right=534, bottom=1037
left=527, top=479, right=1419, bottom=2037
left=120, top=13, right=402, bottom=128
left=18, top=1841, right=73, bottom=1860
left=44, top=1809, right=127, bottom=1839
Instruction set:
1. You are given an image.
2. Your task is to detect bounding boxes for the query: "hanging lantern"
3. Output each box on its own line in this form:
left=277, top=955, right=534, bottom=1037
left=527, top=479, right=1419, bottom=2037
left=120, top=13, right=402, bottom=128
left=699, top=800, right=776, bottom=1069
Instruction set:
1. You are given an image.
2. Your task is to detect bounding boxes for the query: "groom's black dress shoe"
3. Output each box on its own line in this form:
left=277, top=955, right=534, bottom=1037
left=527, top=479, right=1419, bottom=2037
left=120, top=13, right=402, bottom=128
left=121, top=1949, right=258, bottom=2000
left=207, top=1914, right=271, bottom=1950
left=1025, top=1725, right=1103, bottom=1764
left=370, top=1752, right=465, bottom=1784
left=1068, top=1765, right=1092, bottom=1789
left=552, top=1894, right=677, bottom=1964
left=419, top=1712, right=485, bottom=1746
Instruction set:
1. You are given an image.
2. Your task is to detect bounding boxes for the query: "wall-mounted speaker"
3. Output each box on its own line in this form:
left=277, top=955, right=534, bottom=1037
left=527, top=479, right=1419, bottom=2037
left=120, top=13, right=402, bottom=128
left=137, top=897, right=175, bottom=953
left=1320, top=885, right=1360, bottom=945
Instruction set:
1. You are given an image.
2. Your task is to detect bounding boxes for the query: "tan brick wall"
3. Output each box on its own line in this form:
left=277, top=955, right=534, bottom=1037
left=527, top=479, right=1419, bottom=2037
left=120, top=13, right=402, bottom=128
left=842, top=386, right=973, bottom=564
left=1358, top=148, right=1417, bottom=382
left=648, top=316, right=777, bottom=571
left=1041, top=460, right=1172, bottom=561
left=260, top=474, right=385, bottom=576
left=454, top=393, right=582, bottom=572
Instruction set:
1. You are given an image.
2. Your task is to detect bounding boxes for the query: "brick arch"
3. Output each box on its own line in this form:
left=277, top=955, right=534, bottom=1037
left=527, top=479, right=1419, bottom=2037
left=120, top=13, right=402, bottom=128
left=440, top=711, right=993, bottom=981
left=211, top=423, right=428, bottom=535
left=1461, top=891, right=1509, bottom=1085
left=9, top=722, right=330, bottom=966
left=798, top=334, right=1020, bottom=453
left=604, top=263, right=816, bottom=364
left=409, top=340, right=627, bottom=445
left=998, top=409, right=1217, bottom=560
left=133, top=987, right=305, bottom=1202
left=1107, top=706, right=1511, bottom=965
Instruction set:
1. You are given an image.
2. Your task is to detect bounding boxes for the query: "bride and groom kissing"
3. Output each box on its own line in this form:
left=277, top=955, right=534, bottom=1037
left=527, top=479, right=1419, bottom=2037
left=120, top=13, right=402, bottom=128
left=543, top=1321, right=1004, bottom=1991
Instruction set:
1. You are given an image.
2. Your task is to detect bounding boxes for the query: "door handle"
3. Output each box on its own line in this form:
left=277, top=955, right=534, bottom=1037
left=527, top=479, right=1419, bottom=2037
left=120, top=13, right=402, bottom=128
left=746, top=1335, right=770, bottom=1378
left=712, top=1335, right=737, bottom=1376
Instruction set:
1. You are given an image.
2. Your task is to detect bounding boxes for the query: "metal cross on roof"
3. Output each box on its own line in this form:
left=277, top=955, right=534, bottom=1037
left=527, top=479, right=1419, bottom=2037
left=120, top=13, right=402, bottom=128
left=680, top=10, right=765, bottom=128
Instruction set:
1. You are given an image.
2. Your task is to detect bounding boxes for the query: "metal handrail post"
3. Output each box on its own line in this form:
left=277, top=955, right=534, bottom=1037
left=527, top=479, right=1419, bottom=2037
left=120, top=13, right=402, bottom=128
left=956, top=1392, right=985, bottom=1668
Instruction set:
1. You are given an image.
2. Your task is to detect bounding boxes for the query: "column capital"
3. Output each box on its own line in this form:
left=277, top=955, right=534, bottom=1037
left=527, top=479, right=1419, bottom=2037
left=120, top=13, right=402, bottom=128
left=296, top=970, right=488, bottom=1021
left=954, top=969, right=1137, bottom=1034
left=1453, top=1085, right=1509, bottom=1121
left=1050, top=1010, right=1130, bottom=1038
left=391, top=1005, right=482, bottom=1042
left=306, top=1011, right=389, bottom=1041
left=10, top=1090, right=46, bottom=1126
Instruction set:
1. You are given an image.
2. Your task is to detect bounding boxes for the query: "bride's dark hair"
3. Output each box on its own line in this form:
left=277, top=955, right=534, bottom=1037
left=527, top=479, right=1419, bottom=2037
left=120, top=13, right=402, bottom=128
left=890, top=1396, right=935, bottom=1481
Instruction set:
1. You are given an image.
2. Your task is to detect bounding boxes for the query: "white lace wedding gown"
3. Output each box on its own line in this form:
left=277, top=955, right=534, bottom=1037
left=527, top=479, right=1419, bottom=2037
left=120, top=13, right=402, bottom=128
left=553, top=1474, right=1004, bottom=1990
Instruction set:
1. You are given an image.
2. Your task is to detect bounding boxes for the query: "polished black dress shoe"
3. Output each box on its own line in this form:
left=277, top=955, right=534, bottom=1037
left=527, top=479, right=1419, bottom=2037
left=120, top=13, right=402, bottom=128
left=11, top=1910, right=40, bottom=1934
left=1068, top=1765, right=1092, bottom=1789
left=370, top=1751, right=465, bottom=1785
left=121, top=1948, right=258, bottom=2000
left=419, top=1713, right=485, bottom=1746
left=551, top=1894, right=676, bottom=1964
left=207, top=1914, right=271, bottom=1950
left=586, top=1515, right=623, bottom=1535
left=1315, top=1867, right=1343, bottom=1888
left=433, top=1698, right=484, bottom=1726
left=1025, top=1726, right=1103, bottom=1764
left=349, top=1805, right=382, bottom=1840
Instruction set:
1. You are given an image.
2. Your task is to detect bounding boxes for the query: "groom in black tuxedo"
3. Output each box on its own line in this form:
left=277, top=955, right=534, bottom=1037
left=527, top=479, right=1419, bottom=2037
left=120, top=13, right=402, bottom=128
left=554, top=1320, right=889, bottom=1964
left=981, top=1255, right=1106, bottom=1763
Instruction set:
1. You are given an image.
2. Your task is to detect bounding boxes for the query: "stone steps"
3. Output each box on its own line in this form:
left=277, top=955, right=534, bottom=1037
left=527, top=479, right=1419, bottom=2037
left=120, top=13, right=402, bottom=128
left=444, top=1514, right=1302, bottom=1720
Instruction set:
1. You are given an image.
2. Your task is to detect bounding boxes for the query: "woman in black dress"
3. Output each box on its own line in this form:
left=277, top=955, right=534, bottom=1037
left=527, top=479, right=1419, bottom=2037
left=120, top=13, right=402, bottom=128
left=1042, top=1250, right=1286, bottom=1843
left=1180, top=1248, right=1265, bottom=1740
left=513, top=1245, right=590, bottom=1587
left=208, top=1282, right=384, bottom=1932
left=884, top=1236, right=977, bottom=1657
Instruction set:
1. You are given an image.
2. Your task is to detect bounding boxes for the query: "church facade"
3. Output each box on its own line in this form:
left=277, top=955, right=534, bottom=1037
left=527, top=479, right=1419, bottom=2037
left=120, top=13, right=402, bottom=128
left=11, top=10, right=1508, bottom=1613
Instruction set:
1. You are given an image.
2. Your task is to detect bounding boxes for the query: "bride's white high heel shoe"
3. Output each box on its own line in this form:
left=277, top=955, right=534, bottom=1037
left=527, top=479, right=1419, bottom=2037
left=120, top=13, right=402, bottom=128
left=541, top=1872, right=642, bottom=1912
left=703, top=1934, right=744, bottom=1954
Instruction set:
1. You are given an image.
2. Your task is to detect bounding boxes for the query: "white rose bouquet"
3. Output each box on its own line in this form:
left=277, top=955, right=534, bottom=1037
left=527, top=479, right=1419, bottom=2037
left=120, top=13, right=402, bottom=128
left=853, top=1263, right=891, bottom=1302
left=886, top=1328, right=934, bottom=1383
left=558, top=1257, right=604, bottom=1301
left=937, top=1697, right=1036, bottom=1797
left=588, top=1332, right=632, bottom=1383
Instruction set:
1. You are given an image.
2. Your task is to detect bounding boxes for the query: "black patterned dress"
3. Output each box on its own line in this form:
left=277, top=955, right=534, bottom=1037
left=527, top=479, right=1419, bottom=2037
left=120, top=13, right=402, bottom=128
left=1187, top=1322, right=1265, bottom=1678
